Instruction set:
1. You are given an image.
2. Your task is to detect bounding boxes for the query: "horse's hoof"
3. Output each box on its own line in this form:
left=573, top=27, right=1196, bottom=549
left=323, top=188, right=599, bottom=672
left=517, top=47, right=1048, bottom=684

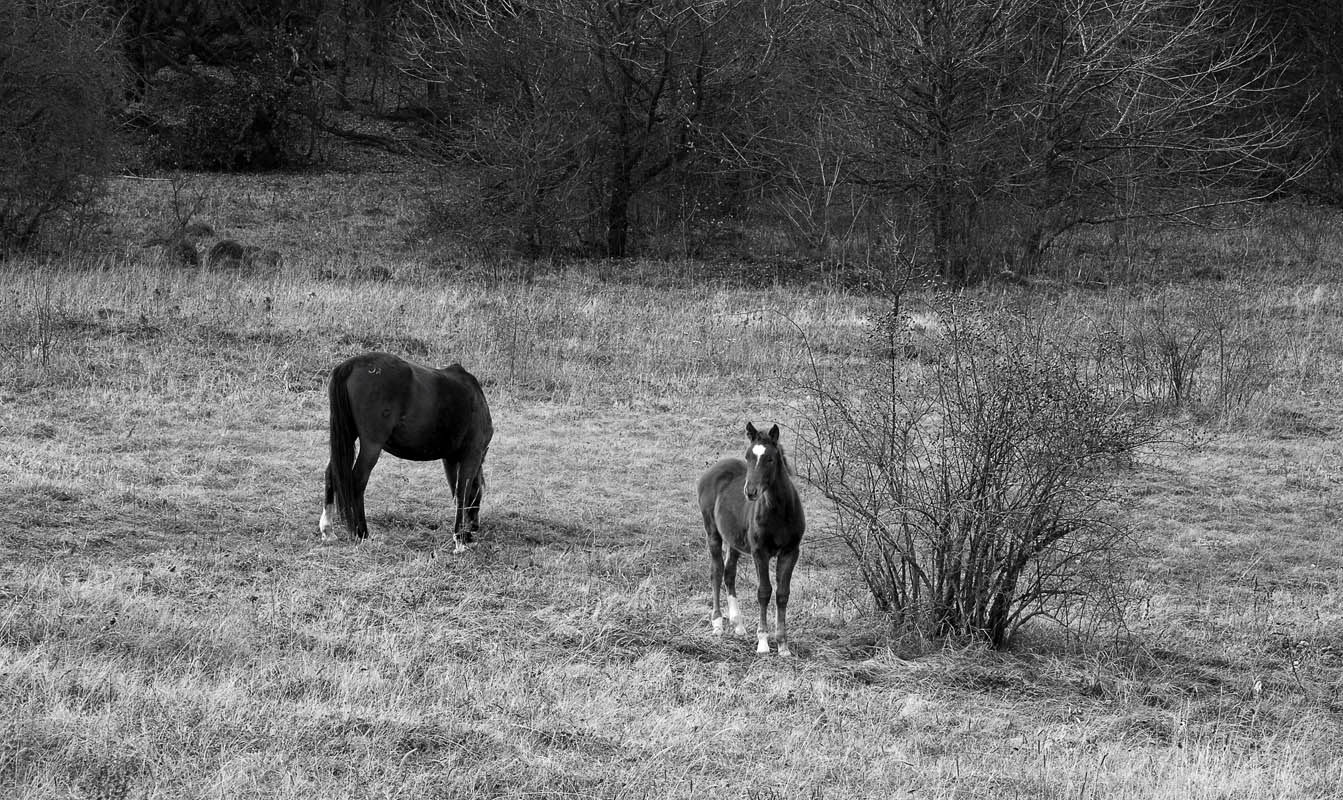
left=778, top=643, right=793, bottom=658
left=712, top=618, right=724, bottom=636
left=452, top=537, right=472, bottom=554
left=756, top=637, right=771, bottom=655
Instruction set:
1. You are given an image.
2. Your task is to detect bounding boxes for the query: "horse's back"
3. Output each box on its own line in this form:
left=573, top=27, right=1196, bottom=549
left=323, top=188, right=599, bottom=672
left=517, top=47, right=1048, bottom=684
left=698, top=458, right=745, bottom=501
left=332, top=353, right=491, bottom=460
left=335, top=351, right=415, bottom=395
left=332, top=352, right=414, bottom=422
left=698, top=458, right=747, bottom=537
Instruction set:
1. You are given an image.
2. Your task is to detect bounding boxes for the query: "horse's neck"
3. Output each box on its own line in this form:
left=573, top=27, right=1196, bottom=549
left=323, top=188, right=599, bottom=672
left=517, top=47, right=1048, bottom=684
left=753, top=473, right=799, bottom=521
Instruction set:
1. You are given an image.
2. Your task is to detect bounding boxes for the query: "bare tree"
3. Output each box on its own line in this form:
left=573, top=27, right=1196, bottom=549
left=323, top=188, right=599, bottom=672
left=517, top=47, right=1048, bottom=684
left=825, top=0, right=1307, bottom=284
left=1230, top=0, right=1343, bottom=202
left=0, top=0, right=122, bottom=251
left=399, top=0, right=809, bottom=257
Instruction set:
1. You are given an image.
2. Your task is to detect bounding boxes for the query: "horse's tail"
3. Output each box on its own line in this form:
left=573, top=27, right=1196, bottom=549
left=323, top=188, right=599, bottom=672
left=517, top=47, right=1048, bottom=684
left=328, top=361, right=359, bottom=528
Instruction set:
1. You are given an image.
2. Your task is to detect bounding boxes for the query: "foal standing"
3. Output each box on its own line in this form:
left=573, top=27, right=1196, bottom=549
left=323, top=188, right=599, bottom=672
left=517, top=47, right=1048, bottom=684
left=696, top=423, right=806, bottom=656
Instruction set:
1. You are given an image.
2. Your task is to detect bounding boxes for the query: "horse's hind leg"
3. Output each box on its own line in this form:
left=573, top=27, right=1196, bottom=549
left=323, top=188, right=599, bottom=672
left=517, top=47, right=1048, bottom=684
left=774, top=548, right=800, bottom=657
left=351, top=442, right=382, bottom=540
left=319, top=463, right=336, bottom=540
left=706, top=525, right=726, bottom=635
left=723, top=549, right=748, bottom=636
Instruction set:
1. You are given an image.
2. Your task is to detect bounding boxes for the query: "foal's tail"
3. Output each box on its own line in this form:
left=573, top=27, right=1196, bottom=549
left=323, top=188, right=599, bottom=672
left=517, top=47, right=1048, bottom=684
left=327, top=361, right=359, bottom=528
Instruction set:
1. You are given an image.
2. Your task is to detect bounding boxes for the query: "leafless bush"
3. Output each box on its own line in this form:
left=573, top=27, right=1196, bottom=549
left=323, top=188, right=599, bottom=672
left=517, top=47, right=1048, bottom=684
left=1091, top=286, right=1279, bottom=421
left=797, top=299, right=1156, bottom=648
left=0, top=1, right=123, bottom=251
left=140, top=179, right=212, bottom=268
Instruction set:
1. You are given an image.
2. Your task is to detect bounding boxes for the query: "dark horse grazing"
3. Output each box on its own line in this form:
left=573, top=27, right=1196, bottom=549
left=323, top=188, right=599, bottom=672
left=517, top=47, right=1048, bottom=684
left=697, top=423, right=806, bottom=656
left=321, top=352, right=493, bottom=551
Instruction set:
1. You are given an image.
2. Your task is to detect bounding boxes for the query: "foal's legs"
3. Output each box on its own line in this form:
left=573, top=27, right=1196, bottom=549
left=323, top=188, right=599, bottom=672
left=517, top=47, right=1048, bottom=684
left=706, top=528, right=726, bottom=635
left=773, top=548, right=800, bottom=657
left=722, top=549, right=747, bottom=635
left=753, top=550, right=774, bottom=654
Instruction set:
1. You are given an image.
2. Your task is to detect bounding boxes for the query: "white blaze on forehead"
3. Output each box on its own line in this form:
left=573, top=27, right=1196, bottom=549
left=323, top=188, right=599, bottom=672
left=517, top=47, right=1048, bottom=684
left=751, top=444, right=767, bottom=457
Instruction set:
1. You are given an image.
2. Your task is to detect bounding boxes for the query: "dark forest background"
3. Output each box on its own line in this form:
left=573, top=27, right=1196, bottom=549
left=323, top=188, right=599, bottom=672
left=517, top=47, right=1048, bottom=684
left=3, top=0, right=1341, bottom=284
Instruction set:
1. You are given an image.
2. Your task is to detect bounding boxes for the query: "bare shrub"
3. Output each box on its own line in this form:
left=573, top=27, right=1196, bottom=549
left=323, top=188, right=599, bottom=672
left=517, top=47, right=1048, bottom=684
left=140, top=179, right=212, bottom=268
left=1271, top=203, right=1343, bottom=269
left=1090, top=286, right=1280, bottom=421
left=0, top=1, right=123, bottom=251
left=797, top=298, right=1157, bottom=648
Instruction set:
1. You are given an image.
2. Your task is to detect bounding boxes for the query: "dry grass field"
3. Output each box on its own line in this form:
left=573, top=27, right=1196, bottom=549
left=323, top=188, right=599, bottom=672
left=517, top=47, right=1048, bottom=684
left=3, top=167, right=1343, bottom=798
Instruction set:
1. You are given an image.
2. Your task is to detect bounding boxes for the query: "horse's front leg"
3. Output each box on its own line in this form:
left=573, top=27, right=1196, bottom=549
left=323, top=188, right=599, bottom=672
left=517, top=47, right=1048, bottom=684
left=448, top=448, right=487, bottom=553
left=753, top=550, right=773, bottom=654
left=442, top=460, right=468, bottom=552
left=774, top=548, right=800, bottom=657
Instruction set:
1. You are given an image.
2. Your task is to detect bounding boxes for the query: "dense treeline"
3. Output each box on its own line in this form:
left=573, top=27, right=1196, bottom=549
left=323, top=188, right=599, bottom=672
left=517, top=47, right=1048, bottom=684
left=2, top=0, right=1340, bottom=282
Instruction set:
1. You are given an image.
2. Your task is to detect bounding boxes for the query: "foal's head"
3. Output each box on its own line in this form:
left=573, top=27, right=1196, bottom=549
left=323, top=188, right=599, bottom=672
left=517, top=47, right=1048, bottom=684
left=743, top=422, right=786, bottom=502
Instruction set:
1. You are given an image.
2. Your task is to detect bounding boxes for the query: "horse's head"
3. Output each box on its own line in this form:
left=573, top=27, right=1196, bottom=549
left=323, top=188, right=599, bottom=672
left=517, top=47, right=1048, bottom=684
left=743, top=422, right=784, bottom=502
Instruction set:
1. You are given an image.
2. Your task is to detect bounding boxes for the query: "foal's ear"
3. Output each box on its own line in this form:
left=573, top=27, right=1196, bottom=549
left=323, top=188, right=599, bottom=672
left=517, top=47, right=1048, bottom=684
left=745, top=422, right=759, bottom=441
left=767, top=424, right=780, bottom=443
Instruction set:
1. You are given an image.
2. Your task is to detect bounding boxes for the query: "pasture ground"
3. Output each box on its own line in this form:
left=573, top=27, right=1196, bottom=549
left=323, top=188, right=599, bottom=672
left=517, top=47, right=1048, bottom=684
left=2, top=168, right=1343, bottom=798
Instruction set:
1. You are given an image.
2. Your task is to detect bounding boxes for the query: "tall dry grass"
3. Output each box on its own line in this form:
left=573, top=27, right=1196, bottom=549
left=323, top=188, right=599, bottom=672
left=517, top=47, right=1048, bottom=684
left=2, top=186, right=1343, bottom=798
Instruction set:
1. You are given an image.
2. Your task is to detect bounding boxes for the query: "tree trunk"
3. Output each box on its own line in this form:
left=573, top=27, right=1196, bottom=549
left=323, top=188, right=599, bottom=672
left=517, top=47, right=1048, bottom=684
left=607, top=173, right=631, bottom=257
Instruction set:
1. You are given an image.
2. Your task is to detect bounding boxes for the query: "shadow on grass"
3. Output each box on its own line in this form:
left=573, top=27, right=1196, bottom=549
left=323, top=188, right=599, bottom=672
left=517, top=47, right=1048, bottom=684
left=349, top=508, right=621, bottom=555
left=493, top=511, right=626, bottom=550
